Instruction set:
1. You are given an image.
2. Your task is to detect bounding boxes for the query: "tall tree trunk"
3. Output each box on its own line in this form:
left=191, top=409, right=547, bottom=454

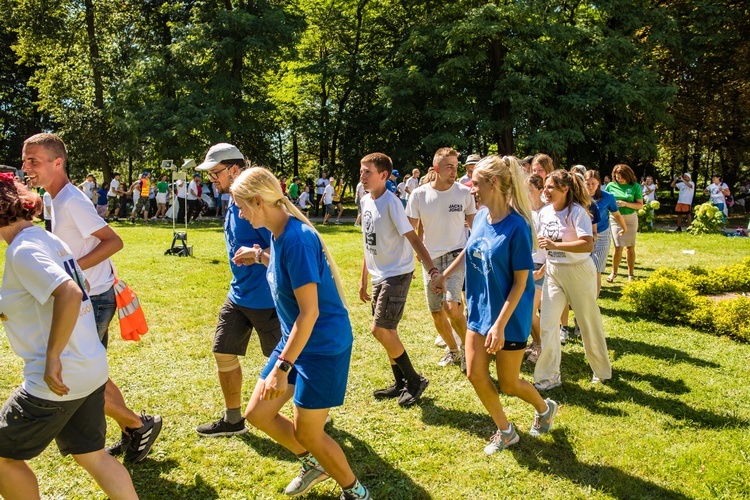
left=84, top=0, right=111, bottom=181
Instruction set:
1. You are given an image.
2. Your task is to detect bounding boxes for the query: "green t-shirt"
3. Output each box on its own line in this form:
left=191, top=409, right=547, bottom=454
left=157, top=181, right=169, bottom=194
left=604, top=182, right=643, bottom=215
left=289, top=182, right=300, bottom=200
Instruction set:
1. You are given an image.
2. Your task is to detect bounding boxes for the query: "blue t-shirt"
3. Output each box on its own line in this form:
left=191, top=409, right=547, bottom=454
left=224, top=201, right=275, bottom=309
left=465, top=208, right=535, bottom=342
left=588, top=201, right=601, bottom=229
left=96, top=188, right=108, bottom=206
left=593, top=190, right=619, bottom=233
left=267, top=217, right=353, bottom=357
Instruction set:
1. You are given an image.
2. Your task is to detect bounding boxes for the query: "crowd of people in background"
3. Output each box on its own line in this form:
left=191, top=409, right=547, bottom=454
left=3, top=133, right=750, bottom=500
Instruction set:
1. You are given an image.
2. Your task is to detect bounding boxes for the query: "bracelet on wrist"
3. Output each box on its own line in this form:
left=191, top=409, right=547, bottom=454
left=428, top=267, right=439, bottom=276
left=255, top=249, right=263, bottom=263
left=277, top=356, right=294, bottom=366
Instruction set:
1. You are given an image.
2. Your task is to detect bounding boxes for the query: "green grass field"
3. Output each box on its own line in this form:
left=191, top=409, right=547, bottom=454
left=1, top=219, right=749, bottom=499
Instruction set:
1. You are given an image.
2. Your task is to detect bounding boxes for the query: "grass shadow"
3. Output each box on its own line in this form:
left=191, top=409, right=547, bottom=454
left=416, top=398, right=500, bottom=439
left=549, top=352, right=747, bottom=429
left=510, top=428, right=690, bottom=499
left=131, top=458, right=220, bottom=499
left=238, top=430, right=299, bottom=463
left=607, top=337, right=719, bottom=368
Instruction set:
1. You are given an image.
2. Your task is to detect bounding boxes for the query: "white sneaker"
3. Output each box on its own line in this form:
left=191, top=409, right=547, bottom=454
left=434, top=334, right=447, bottom=347
left=438, top=349, right=459, bottom=367
left=459, top=345, right=467, bottom=373
left=534, top=375, right=562, bottom=391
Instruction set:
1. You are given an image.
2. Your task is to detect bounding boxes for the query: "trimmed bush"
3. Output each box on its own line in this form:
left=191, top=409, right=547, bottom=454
left=712, top=297, right=750, bottom=342
left=621, top=276, right=696, bottom=322
left=622, top=261, right=750, bottom=342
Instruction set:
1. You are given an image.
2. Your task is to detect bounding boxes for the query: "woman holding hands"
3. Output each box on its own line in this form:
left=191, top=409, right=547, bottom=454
left=441, top=156, right=558, bottom=455
left=231, top=168, right=370, bottom=500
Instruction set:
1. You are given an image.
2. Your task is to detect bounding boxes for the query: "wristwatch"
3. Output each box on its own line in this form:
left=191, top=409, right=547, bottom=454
left=275, top=358, right=293, bottom=373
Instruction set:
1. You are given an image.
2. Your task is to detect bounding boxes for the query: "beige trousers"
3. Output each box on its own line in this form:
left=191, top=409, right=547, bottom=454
left=534, top=258, right=612, bottom=383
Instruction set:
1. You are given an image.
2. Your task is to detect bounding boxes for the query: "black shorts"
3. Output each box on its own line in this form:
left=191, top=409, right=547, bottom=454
left=213, top=298, right=282, bottom=357
left=0, top=384, right=106, bottom=460
left=371, top=273, right=412, bottom=330
left=502, top=339, right=528, bottom=351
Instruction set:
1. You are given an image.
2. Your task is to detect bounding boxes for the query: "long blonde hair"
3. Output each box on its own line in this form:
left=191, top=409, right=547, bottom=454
left=473, top=155, right=537, bottom=249
left=230, top=167, right=348, bottom=308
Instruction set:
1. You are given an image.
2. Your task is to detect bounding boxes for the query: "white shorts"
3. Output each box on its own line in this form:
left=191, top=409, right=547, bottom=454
left=156, top=193, right=167, bottom=204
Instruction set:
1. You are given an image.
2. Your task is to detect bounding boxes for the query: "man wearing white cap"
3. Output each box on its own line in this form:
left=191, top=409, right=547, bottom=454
left=194, top=143, right=282, bottom=437
left=671, top=173, right=694, bottom=231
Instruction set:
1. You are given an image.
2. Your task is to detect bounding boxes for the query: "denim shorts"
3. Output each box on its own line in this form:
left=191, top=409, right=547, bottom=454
left=90, top=286, right=116, bottom=348
left=423, top=250, right=464, bottom=312
left=260, top=346, right=352, bottom=409
left=534, top=262, right=545, bottom=291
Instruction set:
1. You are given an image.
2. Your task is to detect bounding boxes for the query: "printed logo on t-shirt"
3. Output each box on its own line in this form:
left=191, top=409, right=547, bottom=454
left=448, top=204, right=464, bottom=213
left=539, top=218, right=566, bottom=259
left=363, top=210, right=377, bottom=251
left=469, top=235, right=499, bottom=275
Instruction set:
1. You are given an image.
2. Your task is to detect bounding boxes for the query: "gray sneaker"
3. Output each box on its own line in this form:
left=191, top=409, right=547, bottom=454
left=483, top=423, right=520, bottom=455
left=530, top=399, right=559, bottom=437
left=438, top=349, right=459, bottom=367
left=284, top=465, right=330, bottom=496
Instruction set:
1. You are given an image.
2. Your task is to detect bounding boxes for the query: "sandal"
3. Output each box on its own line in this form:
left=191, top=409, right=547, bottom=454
left=606, top=273, right=617, bottom=283
left=628, top=275, right=635, bottom=282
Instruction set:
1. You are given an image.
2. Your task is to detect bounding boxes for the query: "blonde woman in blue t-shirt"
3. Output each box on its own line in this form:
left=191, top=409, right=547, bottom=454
left=441, top=156, right=558, bottom=455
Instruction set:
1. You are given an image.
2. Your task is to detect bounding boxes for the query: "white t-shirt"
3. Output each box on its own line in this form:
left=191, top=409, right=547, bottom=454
left=355, top=182, right=366, bottom=202
left=176, top=180, right=186, bottom=199
left=406, top=182, right=478, bottom=259
left=316, top=177, right=329, bottom=195
left=361, top=191, right=415, bottom=284
left=531, top=207, right=547, bottom=264
left=536, top=203, right=593, bottom=264
left=405, top=177, right=419, bottom=196
left=397, top=182, right=407, bottom=200
left=642, top=183, right=656, bottom=203
left=0, top=226, right=108, bottom=401
left=108, top=178, right=120, bottom=197
left=676, top=181, right=695, bottom=205
left=706, top=182, right=728, bottom=204
left=187, top=180, right=200, bottom=200
left=299, top=191, right=310, bottom=209
left=81, top=180, right=95, bottom=201
left=52, top=183, right=115, bottom=296
left=43, top=192, right=53, bottom=221
left=323, top=184, right=334, bottom=205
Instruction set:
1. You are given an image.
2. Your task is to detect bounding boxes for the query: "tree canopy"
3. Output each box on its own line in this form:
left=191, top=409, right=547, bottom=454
left=0, top=0, right=747, bottom=187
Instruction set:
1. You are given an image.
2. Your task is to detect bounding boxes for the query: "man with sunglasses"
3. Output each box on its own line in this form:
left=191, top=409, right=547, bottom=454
left=194, top=143, right=282, bottom=437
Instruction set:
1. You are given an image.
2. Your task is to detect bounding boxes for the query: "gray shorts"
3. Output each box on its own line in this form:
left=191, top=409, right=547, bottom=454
left=423, top=250, right=464, bottom=312
left=371, top=272, right=412, bottom=330
left=0, top=384, right=106, bottom=460
left=213, top=298, right=282, bottom=358
left=324, top=203, right=335, bottom=216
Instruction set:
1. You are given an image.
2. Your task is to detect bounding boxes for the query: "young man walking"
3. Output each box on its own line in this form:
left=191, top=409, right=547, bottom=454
left=194, top=143, right=282, bottom=437
left=406, top=147, right=477, bottom=371
left=358, top=153, right=445, bottom=406
left=21, top=133, right=162, bottom=464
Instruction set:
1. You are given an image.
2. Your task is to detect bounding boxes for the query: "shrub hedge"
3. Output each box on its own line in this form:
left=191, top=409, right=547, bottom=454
left=622, top=257, right=750, bottom=342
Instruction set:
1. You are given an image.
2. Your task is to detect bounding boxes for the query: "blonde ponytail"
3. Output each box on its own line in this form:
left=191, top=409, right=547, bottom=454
left=231, top=167, right=349, bottom=309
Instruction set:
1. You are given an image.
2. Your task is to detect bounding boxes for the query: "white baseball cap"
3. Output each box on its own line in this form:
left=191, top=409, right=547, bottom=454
left=196, top=143, right=244, bottom=171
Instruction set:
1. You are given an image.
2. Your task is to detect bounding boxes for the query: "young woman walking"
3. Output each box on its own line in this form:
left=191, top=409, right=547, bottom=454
left=604, top=164, right=643, bottom=282
left=441, top=156, right=558, bottom=455
left=533, top=170, right=612, bottom=390
left=230, top=167, right=370, bottom=500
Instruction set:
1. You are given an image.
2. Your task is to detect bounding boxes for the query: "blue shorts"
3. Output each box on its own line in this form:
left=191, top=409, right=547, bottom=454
left=260, top=345, right=352, bottom=409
